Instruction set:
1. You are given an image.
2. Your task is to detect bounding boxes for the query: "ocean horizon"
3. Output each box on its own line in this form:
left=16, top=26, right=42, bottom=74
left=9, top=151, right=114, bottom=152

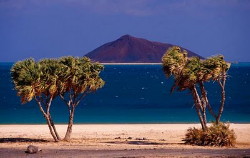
left=0, top=62, right=249, bottom=124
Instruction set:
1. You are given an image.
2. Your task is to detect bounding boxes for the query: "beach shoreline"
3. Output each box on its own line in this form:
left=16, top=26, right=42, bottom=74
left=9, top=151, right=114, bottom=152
left=0, top=124, right=250, bottom=157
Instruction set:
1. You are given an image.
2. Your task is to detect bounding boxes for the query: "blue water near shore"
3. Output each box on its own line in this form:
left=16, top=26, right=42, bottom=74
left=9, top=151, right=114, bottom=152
left=0, top=63, right=250, bottom=124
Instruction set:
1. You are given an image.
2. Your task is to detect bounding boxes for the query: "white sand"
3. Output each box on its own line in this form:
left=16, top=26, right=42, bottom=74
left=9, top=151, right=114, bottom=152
left=0, top=124, right=250, bottom=157
left=0, top=124, right=250, bottom=144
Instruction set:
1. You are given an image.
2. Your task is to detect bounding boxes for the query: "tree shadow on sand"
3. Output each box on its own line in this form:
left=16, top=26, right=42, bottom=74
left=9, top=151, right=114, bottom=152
left=0, top=138, right=49, bottom=143
left=106, top=141, right=172, bottom=145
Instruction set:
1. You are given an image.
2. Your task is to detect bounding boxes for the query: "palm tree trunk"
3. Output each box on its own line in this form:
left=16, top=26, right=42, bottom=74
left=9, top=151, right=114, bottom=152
left=216, top=74, right=226, bottom=124
left=36, top=99, right=60, bottom=142
left=45, top=116, right=59, bottom=142
left=49, top=115, right=61, bottom=141
left=201, top=108, right=207, bottom=129
left=190, top=86, right=207, bottom=131
left=64, top=106, right=75, bottom=141
left=199, top=82, right=217, bottom=119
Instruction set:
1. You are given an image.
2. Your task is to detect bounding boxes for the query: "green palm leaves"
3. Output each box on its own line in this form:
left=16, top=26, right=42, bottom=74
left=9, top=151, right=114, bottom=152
left=162, top=46, right=187, bottom=78
left=162, top=46, right=230, bottom=91
left=11, top=57, right=104, bottom=104
left=11, top=58, right=40, bottom=103
left=59, top=56, right=104, bottom=95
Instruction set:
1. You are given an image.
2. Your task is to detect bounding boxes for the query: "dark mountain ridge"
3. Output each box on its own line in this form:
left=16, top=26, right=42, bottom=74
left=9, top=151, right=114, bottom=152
left=86, top=35, right=202, bottom=63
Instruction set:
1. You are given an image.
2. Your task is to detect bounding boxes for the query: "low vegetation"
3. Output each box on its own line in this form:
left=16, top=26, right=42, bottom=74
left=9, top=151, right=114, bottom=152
left=183, top=122, right=236, bottom=147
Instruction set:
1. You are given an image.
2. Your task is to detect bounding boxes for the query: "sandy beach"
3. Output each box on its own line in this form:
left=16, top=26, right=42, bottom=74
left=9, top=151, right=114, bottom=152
left=0, top=124, right=250, bottom=157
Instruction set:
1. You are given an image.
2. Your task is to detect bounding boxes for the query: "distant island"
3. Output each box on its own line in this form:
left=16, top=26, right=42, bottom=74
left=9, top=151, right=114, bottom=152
left=86, top=34, right=203, bottom=63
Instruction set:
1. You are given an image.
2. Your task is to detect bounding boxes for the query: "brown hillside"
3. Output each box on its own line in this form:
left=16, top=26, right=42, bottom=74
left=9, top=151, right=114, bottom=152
left=86, top=35, right=202, bottom=63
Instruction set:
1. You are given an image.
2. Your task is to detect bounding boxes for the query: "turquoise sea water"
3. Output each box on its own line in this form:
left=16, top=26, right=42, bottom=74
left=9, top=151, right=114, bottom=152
left=0, top=63, right=249, bottom=124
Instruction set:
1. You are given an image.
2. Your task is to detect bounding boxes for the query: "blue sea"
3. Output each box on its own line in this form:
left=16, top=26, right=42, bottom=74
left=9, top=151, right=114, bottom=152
left=0, top=63, right=250, bottom=124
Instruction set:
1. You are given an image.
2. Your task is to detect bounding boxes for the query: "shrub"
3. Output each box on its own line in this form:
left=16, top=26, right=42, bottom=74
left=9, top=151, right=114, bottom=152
left=183, top=122, right=236, bottom=147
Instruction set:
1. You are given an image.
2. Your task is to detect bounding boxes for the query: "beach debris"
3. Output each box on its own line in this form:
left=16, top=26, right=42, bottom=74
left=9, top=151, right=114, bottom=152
left=25, top=145, right=41, bottom=154
left=159, top=139, right=166, bottom=141
left=114, top=137, right=121, bottom=139
left=127, top=137, right=133, bottom=140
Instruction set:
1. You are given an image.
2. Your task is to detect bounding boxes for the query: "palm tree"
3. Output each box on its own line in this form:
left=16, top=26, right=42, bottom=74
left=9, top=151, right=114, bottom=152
left=11, top=56, right=104, bottom=141
left=58, top=57, right=105, bottom=141
left=11, top=58, right=65, bottom=141
left=162, top=46, right=230, bottom=131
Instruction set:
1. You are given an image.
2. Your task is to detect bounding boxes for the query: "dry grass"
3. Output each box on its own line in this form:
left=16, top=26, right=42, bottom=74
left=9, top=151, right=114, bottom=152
left=183, top=122, right=236, bottom=147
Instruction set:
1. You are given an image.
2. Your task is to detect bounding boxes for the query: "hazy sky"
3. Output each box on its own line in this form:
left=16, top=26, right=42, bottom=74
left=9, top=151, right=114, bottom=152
left=1, top=0, right=250, bottom=62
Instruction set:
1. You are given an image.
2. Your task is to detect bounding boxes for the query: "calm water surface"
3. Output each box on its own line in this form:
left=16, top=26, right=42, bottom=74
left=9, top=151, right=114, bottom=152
left=0, top=63, right=249, bottom=124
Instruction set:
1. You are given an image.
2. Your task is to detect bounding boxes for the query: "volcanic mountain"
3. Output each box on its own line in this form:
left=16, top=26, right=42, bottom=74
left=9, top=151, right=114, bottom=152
left=86, top=35, right=202, bottom=63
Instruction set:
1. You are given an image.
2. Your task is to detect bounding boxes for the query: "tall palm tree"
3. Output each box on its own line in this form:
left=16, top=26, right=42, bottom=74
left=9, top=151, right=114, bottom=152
left=11, top=56, right=104, bottom=141
left=11, top=58, right=65, bottom=141
left=162, top=46, right=230, bottom=131
left=58, top=57, right=105, bottom=141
